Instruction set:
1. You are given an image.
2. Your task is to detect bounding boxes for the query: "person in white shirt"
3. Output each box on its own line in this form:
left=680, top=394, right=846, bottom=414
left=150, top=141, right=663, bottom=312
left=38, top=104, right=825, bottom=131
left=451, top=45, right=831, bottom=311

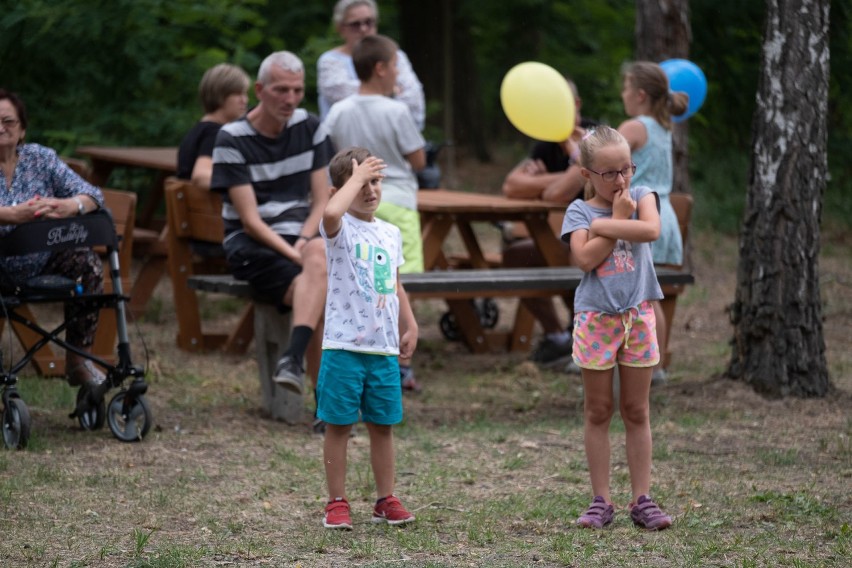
left=317, top=0, right=425, bottom=131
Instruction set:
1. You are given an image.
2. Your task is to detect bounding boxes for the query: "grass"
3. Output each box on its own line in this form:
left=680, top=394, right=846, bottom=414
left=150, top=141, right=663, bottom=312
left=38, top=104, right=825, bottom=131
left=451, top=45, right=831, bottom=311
left=0, top=224, right=850, bottom=566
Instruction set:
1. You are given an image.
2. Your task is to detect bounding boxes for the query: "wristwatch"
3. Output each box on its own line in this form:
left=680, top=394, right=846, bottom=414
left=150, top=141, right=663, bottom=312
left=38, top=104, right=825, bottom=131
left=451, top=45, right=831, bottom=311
left=74, top=196, right=85, bottom=216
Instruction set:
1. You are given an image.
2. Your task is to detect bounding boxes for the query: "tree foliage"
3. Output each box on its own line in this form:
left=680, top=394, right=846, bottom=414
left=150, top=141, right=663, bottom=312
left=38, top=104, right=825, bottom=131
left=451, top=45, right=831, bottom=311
left=0, top=0, right=849, bottom=228
left=0, top=0, right=270, bottom=152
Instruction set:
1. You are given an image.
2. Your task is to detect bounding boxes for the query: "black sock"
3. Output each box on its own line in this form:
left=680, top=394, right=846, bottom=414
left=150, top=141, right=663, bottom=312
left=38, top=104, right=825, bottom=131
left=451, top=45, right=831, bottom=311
left=285, top=325, right=313, bottom=366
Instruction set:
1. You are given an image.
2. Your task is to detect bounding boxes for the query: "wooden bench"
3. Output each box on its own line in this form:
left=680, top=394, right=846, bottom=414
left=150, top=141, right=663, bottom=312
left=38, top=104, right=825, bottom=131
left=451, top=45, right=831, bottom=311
left=189, top=264, right=694, bottom=363
left=164, top=177, right=253, bottom=354
left=180, top=273, right=304, bottom=423
left=165, top=179, right=318, bottom=425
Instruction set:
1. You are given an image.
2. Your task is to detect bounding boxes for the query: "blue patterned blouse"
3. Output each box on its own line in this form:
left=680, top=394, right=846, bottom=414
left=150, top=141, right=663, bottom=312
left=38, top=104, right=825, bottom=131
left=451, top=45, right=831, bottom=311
left=1, top=143, right=103, bottom=283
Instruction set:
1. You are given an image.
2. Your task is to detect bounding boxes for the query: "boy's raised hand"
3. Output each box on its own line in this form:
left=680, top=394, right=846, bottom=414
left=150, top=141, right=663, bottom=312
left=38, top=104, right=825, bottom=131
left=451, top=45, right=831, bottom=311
left=350, top=156, right=386, bottom=186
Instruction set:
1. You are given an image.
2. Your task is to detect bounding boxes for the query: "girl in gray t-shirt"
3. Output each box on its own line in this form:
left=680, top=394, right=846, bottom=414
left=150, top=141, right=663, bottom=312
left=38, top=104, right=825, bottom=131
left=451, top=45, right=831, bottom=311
left=561, top=126, right=672, bottom=531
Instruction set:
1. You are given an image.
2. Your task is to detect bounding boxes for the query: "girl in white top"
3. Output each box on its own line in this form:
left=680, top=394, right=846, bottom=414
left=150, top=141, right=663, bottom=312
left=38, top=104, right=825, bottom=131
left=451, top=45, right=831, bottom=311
left=618, top=61, right=690, bottom=384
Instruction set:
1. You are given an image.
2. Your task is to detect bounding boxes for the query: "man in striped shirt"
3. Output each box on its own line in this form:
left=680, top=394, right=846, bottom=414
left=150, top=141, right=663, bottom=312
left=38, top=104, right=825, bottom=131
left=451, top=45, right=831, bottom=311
left=212, top=51, right=334, bottom=398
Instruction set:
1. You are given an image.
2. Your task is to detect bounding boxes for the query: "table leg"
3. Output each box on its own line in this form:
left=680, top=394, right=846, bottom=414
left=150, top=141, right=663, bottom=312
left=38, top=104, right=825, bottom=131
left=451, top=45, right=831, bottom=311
left=509, top=302, right=537, bottom=352
left=129, top=227, right=169, bottom=318
left=525, top=214, right=570, bottom=267
left=138, top=172, right=169, bottom=229
left=87, top=161, right=115, bottom=188
left=420, top=214, right=454, bottom=270
left=455, top=221, right=489, bottom=268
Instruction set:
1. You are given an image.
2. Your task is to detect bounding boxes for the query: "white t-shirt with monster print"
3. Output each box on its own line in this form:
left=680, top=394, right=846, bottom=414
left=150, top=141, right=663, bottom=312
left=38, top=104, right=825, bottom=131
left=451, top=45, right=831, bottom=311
left=320, top=212, right=405, bottom=355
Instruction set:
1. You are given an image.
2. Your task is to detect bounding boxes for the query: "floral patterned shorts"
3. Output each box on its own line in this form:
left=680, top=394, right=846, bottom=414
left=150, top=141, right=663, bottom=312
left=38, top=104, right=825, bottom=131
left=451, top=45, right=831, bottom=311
left=572, top=300, right=660, bottom=370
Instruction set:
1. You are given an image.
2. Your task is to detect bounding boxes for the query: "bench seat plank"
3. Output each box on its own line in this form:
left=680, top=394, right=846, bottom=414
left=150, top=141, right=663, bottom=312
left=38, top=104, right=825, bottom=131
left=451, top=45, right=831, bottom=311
left=187, top=266, right=694, bottom=358
left=399, top=267, right=693, bottom=297
left=188, top=267, right=693, bottom=300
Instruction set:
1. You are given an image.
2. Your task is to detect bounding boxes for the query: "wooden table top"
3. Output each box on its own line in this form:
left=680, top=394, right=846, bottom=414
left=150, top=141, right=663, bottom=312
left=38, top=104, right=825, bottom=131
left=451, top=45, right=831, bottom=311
left=76, top=146, right=178, bottom=172
left=417, top=189, right=567, bottom=214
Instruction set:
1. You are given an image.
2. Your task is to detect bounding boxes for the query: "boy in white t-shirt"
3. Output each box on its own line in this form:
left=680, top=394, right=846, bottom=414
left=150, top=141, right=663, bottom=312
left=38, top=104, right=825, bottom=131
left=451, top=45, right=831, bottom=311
left=317, top=146, right=419, bottom=530
left=321, top=33, right=426, bottom=392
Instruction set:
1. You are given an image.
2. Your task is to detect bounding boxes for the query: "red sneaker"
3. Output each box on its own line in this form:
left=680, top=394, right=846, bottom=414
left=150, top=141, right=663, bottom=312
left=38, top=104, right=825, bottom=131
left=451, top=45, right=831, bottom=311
left=323, top=498, right=352, bottom=530
left=372, top=495, right=415, bottom=526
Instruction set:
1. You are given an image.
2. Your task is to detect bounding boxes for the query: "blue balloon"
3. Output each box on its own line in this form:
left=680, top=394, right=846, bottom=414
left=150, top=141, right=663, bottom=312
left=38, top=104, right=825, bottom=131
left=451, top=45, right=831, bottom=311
left=660, top=59, right=707, bottom=123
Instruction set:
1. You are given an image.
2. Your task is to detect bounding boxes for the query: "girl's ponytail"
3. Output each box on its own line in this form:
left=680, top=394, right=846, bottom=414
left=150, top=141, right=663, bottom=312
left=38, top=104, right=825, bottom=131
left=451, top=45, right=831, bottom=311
left=623, top=61, right=689, bottom=129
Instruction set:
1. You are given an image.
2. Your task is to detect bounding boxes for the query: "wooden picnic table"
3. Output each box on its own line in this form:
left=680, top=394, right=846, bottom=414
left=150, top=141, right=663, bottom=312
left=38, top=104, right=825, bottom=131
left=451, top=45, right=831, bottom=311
left=76, top=146, right=178, bottom=229
left=417, top=189, right=569, bottom=270
left=75, top=146, right=178, bottom=317
left=416, top=189, right=571, bottom=352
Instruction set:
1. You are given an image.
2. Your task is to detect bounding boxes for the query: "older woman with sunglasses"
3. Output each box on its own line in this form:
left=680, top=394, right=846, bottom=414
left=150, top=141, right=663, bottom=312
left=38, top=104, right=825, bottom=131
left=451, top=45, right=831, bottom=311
left=0, top=88, right=108, bottom=401
left=317, top=0, right=425, bottom=131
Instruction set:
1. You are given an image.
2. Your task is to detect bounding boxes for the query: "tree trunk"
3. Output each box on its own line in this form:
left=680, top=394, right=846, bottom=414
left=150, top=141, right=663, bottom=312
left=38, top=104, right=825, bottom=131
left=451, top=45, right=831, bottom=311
left=727, top=0, right=831, bottom=398
left=399, top=0, right=491, bottom=166
left=634, top=0, right=692, bottom=196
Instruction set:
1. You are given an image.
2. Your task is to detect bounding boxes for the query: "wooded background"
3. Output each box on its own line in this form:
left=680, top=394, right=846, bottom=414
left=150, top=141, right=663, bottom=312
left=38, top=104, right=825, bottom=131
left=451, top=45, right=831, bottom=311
left=1, top=0, right=850, bottom=230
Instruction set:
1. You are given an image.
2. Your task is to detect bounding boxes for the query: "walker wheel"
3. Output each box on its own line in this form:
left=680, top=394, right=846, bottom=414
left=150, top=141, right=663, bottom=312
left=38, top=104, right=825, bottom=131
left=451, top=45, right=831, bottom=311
left=2, top=397, right=31, bottom=450
left=477, top=298, right=500, bottom=329
left=75, top=388, right=106, bottom=431
left=439, top=311, right=461, bottom=341
left=107, top=391, right=152, bottom=442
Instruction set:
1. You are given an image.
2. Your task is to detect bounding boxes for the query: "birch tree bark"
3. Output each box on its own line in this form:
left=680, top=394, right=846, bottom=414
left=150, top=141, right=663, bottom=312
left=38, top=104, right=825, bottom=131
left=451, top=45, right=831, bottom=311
left=727, top=0, right=831, bottom=397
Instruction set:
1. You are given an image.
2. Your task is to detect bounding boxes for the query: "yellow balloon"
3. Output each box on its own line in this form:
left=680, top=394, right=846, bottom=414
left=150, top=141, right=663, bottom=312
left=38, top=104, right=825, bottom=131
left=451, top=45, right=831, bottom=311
left=500, top=62, right=575, bottom=142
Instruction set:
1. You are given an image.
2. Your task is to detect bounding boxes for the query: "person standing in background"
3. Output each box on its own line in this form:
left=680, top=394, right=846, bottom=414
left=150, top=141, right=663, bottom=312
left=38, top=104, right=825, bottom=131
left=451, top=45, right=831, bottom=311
left=317, top=0, right=425, bottom=131
left=321, top=34, right=426, bottom=394
left=617, top=61, right=689, bottom=386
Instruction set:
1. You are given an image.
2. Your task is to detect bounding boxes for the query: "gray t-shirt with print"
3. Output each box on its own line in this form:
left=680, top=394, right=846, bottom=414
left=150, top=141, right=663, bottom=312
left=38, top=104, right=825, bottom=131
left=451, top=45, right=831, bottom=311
left=561, top=185, right=663, bottom=314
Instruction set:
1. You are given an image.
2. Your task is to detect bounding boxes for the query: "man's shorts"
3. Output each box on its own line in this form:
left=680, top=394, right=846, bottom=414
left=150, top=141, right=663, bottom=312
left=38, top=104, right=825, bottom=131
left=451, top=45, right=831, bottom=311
left=376, top=201, right=423, bottom=274
left=316, top=349, right=403, bottom=426
left=223, top=232, right=301, bottom=310
left=572, top=300, right=660, bottom=370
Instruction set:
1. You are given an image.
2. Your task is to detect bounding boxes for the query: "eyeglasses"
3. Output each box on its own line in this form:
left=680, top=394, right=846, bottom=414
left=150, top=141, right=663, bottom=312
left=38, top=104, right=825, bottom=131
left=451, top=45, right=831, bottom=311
left=0, top=118, right=20, bottom=129
left=586, top=163, right=636, bottom=182
left=343, top=17, right=376, bottom=30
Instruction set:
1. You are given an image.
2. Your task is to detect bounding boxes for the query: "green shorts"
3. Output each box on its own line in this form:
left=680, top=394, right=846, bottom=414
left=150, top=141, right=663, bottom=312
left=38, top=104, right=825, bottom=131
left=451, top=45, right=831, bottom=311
left=375, top=201, right=423, bottom=274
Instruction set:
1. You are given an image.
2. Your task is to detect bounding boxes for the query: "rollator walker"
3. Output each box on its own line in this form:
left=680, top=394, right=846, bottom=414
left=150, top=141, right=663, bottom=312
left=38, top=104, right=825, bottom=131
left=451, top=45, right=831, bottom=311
left=0, top=209, right=152, bottom=448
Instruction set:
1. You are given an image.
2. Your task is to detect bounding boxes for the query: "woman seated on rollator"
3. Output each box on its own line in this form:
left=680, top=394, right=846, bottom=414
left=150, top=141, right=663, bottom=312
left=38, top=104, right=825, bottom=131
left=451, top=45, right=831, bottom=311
left=0, top=88, right=108, bottom=401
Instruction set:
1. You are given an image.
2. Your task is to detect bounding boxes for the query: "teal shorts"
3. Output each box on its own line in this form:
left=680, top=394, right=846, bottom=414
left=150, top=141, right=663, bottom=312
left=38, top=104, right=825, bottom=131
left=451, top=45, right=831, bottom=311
left=375, top=201, right=423, bottom=274
left=316, top=349, right=403, bottom=426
